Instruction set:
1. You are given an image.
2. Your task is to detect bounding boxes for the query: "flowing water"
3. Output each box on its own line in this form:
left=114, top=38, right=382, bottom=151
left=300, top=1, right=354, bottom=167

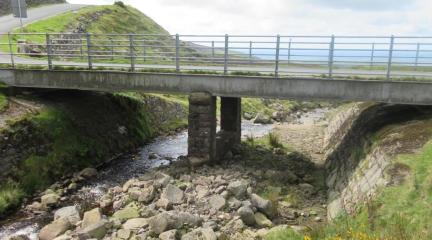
left=0, top=121, right=273, bottom=239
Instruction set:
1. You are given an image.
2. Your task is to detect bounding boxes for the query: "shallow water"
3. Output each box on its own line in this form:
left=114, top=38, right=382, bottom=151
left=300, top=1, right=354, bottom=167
left=0, top=121, right=273, bottom=239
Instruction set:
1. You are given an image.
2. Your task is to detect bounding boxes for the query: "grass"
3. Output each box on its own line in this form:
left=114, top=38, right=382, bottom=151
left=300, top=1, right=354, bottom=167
left=0, top=92, right=7, bottom=112
left=0, top=184, right=24, bottom=217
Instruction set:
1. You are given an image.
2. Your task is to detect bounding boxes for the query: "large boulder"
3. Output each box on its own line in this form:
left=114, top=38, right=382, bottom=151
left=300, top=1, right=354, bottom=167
left=54, top=206, right=81, bottom=225
left=41, top=193, right=60, bottom=208
left=39, top=218, right=71, bottom=240
left=237, top=206, right=256, bottom=226
left=77, top=219, right=109, bottom=240
left=148, top=211, right=203, bottom=235
left=79, top=168, right=98, bottom=179
left=253, top=113, right=272, bottom=124
left=208, top=195, right=226, bottom=210
left=122, top=218, right=149, bottom=231
left=254, top=212, right=273, bottom=228
left=159, top=230, right=178, bottom=240
left=181, top=228, right=217, bottom=240
left=112, top=206, right=140, bottom=222
left=161, top=184, right=184, bottom=205
left=250, top=194, right=274, bottom=218
left=226, top=180, right=248, bottom=199
left=82, top=208, right=103, bottom=229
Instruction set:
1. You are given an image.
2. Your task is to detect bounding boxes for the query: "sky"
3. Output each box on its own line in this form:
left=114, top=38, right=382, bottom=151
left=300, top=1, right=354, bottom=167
left=67, top=0, right=432, bottom=36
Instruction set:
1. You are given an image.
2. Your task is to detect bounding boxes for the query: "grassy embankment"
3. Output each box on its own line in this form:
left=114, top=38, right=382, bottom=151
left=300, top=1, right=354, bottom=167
left=266, top=120, right=432, bottom=240
left=0, top=90, right=188, bottom=217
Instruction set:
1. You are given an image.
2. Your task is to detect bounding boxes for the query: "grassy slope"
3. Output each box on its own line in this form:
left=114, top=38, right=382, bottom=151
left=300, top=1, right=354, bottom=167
left=0, top=91, right=157, bottom=216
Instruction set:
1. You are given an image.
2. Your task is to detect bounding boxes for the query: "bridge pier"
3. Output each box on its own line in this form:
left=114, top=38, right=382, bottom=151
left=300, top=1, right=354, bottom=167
left=188, top=92, right=217, bottom=167
left=188, top=93, right=242, bottom=167
left=216, top=97, right=242, bottom=161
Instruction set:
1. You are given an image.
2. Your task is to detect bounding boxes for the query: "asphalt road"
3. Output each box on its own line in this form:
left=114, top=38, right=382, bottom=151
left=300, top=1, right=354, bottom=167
left=0, top=4, right=87, bottom=33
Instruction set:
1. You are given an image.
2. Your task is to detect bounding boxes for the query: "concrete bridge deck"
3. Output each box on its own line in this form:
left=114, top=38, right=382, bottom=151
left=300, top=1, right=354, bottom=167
left=1, top=69, right=432, bottom=105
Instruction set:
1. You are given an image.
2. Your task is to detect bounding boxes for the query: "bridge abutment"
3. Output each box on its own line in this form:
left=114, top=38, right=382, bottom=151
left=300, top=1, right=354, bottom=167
left=216, top=97, right=242, bottom=161
left=188, top=92, right=217, bottom=167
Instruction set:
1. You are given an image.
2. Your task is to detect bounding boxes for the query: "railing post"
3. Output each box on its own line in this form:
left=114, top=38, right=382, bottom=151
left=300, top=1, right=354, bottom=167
left=224, top=34, right=229, bottom=74
left=328, top=35, right=335, bottom=78
left=79, top=37, right=84, bottom=59
left=129, top=34, right=135, bottom=72
left=143, top=38, right=146, bottom=62
left=287, top=38, right=292, bottom=64
left=7, top=32, right=15, bottom=68
left=110, top=37, right=114, bottom=61
left=176, top=34, right=180, bottom=72
left=86, top=33, right=92, bottom=70
left=275, top=35, right=281, bottom=77
left=415, top=43, right=420, bottom=70
left=211, top=40, right=215, bottom=61
left=249, top=41, right=253, bottom=63
left=46, top=33, right=53, bottom=70
left=370, top=43, right=375, bottom=67
left=386, top=35, right=395, bottom=80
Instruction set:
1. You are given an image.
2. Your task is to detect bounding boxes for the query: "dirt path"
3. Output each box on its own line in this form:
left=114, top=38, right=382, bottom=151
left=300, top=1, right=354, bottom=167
left=0, top=97, right=41, bottom=129
left=274, top=109, right=330, bottom=166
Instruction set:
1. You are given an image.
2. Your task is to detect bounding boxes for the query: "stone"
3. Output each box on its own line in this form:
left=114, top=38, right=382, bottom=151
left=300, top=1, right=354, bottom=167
left=195, top=185, right=210, bottom=199
left=148, top=211, right=203, bottom=235
left=54, top=206, right=81, bottom=225
left=250, top=194, right=274, bottom=218
left=138, top=186, right=156, bottom=204
left=7, top=235, right=30, bottom=240
left=290, top=225, right=308, bottom=234
left=122, top=218, right=149, bottom=231
left=208, top=195, right=226, bottom=210
left=181, top=228, right=217, bottom=240
left=161, top=184, right=184, bottom=205
left=117, top=229, right=132, bottom=239
left=39, top=218, right=71, bottom=240
left=227, top=197, right=242, bottom=210
left=156, top=198, right=172, bottom=210
left=27, top=201, right=43, bottom=211
left=41, top=193, right=60, bottom=208
left=237, top=206, right=256, bottom=226
left=253, top=113, right=272, bottom=124
left=154, top=172, right=172, bottom=189
left=314, top=216, right=322, bottom=222
left=82, top=208, right=103, bottom=229
left=226, top=180, right=248, bottom=199
left=254, top=212, right=273, bottom=228
left=79, top=168, right=98, bottom=179
left=159, top=229, right=178, bottom=240
left=77, top=220, right=108, bottom=239
left=112, top=206, right=140, bottom=222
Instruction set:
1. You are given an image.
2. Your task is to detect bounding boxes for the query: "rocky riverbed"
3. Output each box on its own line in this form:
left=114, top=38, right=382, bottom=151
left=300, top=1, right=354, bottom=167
left=0, top=108, right=330, bottom=240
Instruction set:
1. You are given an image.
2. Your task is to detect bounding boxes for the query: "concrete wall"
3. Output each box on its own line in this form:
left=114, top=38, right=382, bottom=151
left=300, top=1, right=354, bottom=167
left=3, top=69, right=432, bottom=105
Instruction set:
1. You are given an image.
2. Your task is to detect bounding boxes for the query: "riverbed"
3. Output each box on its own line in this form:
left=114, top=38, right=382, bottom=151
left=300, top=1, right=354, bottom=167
left=0, top=121, right=274, bottom=239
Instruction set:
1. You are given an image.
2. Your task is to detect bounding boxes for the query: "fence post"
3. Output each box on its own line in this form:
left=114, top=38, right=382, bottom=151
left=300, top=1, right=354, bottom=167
left=224, top=34, right=229, bottom=74
left=287, top=38, right=292, bottom=64
left=129, top=34, right=135, bottom=72
left=86, top=33, right=92, bottom=70
left=275, top=35, right=281, bottom=77
left=370, top=43, right=375, bottom=67
left=415, top=43, right=420, bottom=70
left=328, top=35, right=335, bottom=78
left=46, top=33, right=53, bottom=70
left=79, top=37, right=84, bottom=59
left=386, top=35, right=395, bottom=80
left=7, top=32, right=15, bottom=68
left=143, top=38, right=146, bottom=62
left=176, top=34, right=180, bottom=72
left=110, top=37, right=114, bottom=61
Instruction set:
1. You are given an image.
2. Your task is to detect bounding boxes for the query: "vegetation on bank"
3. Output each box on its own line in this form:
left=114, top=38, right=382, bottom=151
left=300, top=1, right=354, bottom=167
left=0, top=90, right=187, bottom=216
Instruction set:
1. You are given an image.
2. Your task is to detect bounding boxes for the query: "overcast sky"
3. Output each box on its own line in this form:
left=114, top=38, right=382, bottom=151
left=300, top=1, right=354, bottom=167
left=67, top=0, right=431, bottom=36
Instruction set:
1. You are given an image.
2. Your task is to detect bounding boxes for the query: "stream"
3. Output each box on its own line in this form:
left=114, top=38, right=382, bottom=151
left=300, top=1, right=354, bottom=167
left=0, top=121, right=274, bottom=239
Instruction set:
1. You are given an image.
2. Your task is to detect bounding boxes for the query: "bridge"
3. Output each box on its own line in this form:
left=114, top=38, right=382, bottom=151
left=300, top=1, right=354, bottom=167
left=1, top=33, right=432, bottom=166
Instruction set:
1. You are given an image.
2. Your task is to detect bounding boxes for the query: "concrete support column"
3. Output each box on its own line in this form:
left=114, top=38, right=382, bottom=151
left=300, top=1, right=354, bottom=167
left=216, top=97, right=242, bottom=161
left=188, top=92, right=217, bottom=167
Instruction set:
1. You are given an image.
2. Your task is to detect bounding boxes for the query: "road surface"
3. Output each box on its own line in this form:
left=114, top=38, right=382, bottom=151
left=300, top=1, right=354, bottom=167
left=0, top=3, right=87, bottom=33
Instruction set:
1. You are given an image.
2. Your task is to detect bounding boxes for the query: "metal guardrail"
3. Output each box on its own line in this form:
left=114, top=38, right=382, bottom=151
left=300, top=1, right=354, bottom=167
left=1, top=33, right=432, bottom=80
